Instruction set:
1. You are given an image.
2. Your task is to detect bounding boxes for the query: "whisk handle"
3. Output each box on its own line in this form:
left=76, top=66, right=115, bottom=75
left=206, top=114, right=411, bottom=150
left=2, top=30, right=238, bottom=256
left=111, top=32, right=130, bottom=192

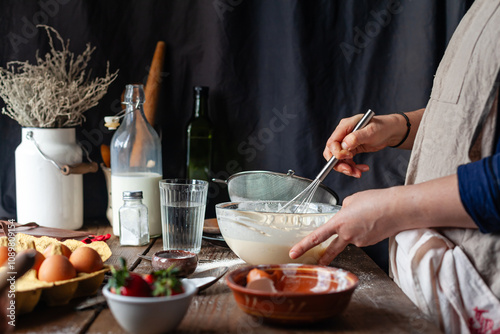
left=317, top=157, right=339, bottom=182
left=316, top=109, right=375, bottom=182
left=352, top=109, right=375, bottom=132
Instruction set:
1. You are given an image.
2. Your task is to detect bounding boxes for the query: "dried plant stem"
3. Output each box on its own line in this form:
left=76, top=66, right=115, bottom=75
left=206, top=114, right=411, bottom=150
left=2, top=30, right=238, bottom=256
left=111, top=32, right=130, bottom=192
left=0, top=25, right=118, bottom=128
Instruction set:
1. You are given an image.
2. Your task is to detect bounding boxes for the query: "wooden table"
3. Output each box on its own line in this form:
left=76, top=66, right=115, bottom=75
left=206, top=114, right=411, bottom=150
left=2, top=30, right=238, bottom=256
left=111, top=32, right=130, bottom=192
left=14, top=221, right=441, bottom=333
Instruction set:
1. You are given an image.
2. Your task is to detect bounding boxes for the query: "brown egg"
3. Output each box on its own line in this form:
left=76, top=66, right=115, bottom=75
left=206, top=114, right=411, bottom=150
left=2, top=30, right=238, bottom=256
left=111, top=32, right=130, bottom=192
left=38, top=254, right=76, bottom=282
left=247, top=268, right=273, bottom=284
left=19, top=249, right=46, bottom=272
left=24, top=241, right=45, bottom=271
left=32, top=251, right=46, bottom=272
left=69, top=247, right=103, bottom=273
left=43, top=243, right=72, bottom=258
left=0, top=246, right=9, bottom=266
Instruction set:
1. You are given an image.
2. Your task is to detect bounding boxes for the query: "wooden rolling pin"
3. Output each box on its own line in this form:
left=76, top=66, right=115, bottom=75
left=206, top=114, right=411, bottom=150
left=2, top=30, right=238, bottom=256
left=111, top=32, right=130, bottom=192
left=143, top=41, right=165, bottom=127
left=130, top=41, right=165, bottom=167
left=100, top=144, right=111, bottom=168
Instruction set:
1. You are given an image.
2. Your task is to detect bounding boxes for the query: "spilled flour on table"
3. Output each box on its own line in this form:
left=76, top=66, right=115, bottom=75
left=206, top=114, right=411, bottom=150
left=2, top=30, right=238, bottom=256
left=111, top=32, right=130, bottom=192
left=355, top=271, right=376, bottom=291
left=195, top=258, right=245, bottom=273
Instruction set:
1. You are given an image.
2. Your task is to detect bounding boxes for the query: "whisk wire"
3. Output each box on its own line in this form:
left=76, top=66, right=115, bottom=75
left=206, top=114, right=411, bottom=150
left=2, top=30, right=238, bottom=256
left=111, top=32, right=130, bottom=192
left=293, top=179, right=321, bottom=213
left=279, top=109, right=375, bottom=214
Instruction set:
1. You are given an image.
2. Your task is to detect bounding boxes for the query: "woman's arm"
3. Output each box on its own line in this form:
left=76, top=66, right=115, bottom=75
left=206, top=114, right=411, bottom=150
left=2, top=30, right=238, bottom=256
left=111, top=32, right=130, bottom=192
left=289, top=173, right=476, bottom=265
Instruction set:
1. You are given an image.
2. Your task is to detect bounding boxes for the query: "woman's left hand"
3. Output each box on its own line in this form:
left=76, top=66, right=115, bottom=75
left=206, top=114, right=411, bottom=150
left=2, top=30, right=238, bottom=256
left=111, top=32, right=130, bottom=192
left=289, top=188, right=401, bottom=265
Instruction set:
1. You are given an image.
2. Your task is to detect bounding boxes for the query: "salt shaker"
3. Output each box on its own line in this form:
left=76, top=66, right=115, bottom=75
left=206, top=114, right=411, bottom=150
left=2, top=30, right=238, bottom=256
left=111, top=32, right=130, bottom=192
left=119, top=191, right=149, bottom=246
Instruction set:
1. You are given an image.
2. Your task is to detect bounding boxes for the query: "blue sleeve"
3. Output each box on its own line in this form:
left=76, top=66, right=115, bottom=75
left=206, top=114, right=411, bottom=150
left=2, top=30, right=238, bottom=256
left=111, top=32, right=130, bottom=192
left=457, top=152, right=500, bottom=233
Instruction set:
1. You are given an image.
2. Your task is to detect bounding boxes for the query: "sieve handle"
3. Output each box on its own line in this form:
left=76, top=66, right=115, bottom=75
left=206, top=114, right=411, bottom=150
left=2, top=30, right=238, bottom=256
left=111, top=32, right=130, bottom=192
left=316, top=109, right=375, bottom=182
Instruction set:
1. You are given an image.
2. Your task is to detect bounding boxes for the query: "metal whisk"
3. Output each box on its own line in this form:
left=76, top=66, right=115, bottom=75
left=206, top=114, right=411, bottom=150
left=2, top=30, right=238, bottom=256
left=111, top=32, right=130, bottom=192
left=279, top=109, right=375, bottom=213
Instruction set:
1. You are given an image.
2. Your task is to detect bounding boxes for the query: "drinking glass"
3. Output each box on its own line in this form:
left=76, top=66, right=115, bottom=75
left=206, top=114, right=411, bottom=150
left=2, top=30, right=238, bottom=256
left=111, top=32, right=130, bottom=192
left=159, top=179, right=208, bottom=253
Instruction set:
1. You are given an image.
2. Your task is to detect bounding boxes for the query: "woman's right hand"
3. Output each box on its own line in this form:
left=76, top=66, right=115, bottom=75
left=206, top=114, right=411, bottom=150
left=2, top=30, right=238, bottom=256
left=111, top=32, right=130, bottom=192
left=325, top=113, right=414, bottom=178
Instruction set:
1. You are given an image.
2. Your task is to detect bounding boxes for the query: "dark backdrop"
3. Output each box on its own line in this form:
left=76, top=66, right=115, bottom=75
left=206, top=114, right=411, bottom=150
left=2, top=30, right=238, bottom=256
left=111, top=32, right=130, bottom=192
left=0, top=0, right=474, bottom=271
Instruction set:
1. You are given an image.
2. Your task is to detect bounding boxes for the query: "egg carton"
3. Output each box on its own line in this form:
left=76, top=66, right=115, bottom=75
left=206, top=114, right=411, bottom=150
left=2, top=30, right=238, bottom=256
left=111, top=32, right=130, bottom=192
left=0, top=233, right=112, bottom=314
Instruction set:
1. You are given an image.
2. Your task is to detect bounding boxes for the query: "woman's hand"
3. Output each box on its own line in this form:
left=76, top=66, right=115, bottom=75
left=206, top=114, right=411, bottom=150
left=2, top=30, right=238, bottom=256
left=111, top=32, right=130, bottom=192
left=324, top=115, right=392, bottom=178
left=289, top=188, right=401, bottom=265
left=326, top=109, right=424, bottom=178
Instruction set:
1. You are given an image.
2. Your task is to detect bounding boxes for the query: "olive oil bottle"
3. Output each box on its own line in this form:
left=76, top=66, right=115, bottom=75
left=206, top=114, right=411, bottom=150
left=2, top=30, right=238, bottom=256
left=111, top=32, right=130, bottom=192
left=186, top=86, right=213, bottom=180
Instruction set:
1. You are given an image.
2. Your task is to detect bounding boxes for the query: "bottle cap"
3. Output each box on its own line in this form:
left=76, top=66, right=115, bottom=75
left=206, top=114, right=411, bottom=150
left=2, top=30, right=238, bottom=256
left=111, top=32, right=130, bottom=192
left=122, top=191, right=143, bottom=199
left=104, top=116, right=120, bottom=130
left=193, top=86, right=209, bottom=97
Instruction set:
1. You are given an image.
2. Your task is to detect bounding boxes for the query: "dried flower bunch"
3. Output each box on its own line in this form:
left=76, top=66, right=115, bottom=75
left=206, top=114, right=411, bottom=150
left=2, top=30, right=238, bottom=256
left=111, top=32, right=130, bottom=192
left=0, top=25, right=118, bottom=128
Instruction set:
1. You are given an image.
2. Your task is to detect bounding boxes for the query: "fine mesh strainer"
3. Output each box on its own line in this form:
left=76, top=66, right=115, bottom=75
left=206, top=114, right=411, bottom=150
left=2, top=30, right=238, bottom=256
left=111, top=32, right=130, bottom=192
left=212, top=170, right=339, bottom=205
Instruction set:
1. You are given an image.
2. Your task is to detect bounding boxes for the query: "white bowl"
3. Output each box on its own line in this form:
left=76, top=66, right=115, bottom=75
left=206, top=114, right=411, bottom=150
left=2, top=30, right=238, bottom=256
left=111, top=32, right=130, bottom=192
left=102, top=280, right=197, bottom=334
left=216, top=201, right=341, bottom=265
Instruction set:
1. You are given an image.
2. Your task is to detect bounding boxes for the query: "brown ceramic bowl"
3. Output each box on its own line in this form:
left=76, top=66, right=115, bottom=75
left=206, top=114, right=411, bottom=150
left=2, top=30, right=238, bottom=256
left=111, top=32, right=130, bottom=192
left=152, top=250, right=198, bottom=277
left=226, top=264, right=358, bottom=324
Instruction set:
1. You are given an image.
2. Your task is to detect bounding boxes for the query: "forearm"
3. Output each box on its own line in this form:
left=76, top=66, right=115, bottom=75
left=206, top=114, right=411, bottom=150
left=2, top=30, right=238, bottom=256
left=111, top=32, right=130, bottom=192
left=389, top=173, right=477, bottom=232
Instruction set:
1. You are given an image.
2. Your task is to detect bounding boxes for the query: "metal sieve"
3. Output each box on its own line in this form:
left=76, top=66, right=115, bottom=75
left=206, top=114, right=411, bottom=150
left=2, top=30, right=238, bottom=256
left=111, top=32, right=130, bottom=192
left=212, top=170, right=339, bottom=205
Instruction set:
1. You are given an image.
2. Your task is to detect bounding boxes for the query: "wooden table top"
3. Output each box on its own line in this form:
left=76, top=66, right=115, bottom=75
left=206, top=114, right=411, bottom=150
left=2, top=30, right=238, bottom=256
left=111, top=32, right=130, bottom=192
left=14, top=220, right=441, bottom=333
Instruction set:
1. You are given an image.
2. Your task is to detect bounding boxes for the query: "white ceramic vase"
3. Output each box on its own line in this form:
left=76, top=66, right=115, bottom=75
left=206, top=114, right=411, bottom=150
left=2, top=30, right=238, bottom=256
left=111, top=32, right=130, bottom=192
left=100, top=163, right=113, bottom=226
left=15, top=128, right=83, bottom=230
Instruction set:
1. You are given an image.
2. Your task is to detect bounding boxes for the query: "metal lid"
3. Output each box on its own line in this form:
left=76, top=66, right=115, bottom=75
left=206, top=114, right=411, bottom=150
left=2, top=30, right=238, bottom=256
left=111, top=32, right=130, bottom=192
left=122, top=191, right=143, bottom=199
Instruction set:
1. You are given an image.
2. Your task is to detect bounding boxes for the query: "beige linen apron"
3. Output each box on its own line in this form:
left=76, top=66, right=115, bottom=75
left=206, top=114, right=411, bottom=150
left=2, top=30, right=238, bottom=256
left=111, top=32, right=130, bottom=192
left=389, top=0, right=500, bottom=333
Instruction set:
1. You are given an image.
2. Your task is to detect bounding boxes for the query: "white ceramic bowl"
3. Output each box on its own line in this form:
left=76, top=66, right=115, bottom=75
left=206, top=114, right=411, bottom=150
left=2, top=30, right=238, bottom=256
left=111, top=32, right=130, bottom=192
left=102, top=280, right=197, bottom=334
left=216, top=201, right=341, bottom=265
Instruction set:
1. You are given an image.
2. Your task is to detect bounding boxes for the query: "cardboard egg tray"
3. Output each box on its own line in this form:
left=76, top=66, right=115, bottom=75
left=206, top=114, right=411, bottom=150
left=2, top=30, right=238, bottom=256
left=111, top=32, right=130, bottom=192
left=0, top=233, right=112, bottom=314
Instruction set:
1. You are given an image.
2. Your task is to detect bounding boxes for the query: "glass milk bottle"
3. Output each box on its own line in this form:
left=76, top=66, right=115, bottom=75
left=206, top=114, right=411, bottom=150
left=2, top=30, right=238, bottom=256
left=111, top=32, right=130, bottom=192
left=110, top=84, right=162, bottom=237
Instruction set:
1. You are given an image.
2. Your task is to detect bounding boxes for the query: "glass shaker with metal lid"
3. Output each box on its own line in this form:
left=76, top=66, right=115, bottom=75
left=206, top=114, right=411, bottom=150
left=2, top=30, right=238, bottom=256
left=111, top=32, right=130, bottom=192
left=119, top=190, right=149, bottom=246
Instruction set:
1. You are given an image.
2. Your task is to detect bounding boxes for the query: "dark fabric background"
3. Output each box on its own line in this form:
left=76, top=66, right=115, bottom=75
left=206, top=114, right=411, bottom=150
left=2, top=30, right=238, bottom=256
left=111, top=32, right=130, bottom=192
left=0, top=0, right=473, bottom=271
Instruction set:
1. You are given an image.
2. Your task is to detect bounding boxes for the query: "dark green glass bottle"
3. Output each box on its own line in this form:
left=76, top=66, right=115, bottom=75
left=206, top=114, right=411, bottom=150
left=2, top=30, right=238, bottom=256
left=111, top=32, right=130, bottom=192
left=186, top=86, right=213, bottom=180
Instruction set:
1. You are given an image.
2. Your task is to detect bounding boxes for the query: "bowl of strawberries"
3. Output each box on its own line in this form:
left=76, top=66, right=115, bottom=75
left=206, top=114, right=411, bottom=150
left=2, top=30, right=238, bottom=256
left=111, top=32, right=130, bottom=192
left=103, top=258, right=197, bottom=334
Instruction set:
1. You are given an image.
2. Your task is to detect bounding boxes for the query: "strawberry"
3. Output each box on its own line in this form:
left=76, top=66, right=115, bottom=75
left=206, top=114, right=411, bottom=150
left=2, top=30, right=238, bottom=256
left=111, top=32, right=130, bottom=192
left=143, top=273, right=155, bottom=285
left=118, top=273, right=151, bottom=297
left=149, top=266, right=185, bottom=297
left=109, top=258, right=152, bottom=297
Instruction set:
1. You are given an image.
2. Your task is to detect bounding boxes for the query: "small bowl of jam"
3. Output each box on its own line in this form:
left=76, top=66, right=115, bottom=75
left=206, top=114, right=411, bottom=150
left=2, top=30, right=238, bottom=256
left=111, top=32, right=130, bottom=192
left=152, top=250, right=198, bottom=277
